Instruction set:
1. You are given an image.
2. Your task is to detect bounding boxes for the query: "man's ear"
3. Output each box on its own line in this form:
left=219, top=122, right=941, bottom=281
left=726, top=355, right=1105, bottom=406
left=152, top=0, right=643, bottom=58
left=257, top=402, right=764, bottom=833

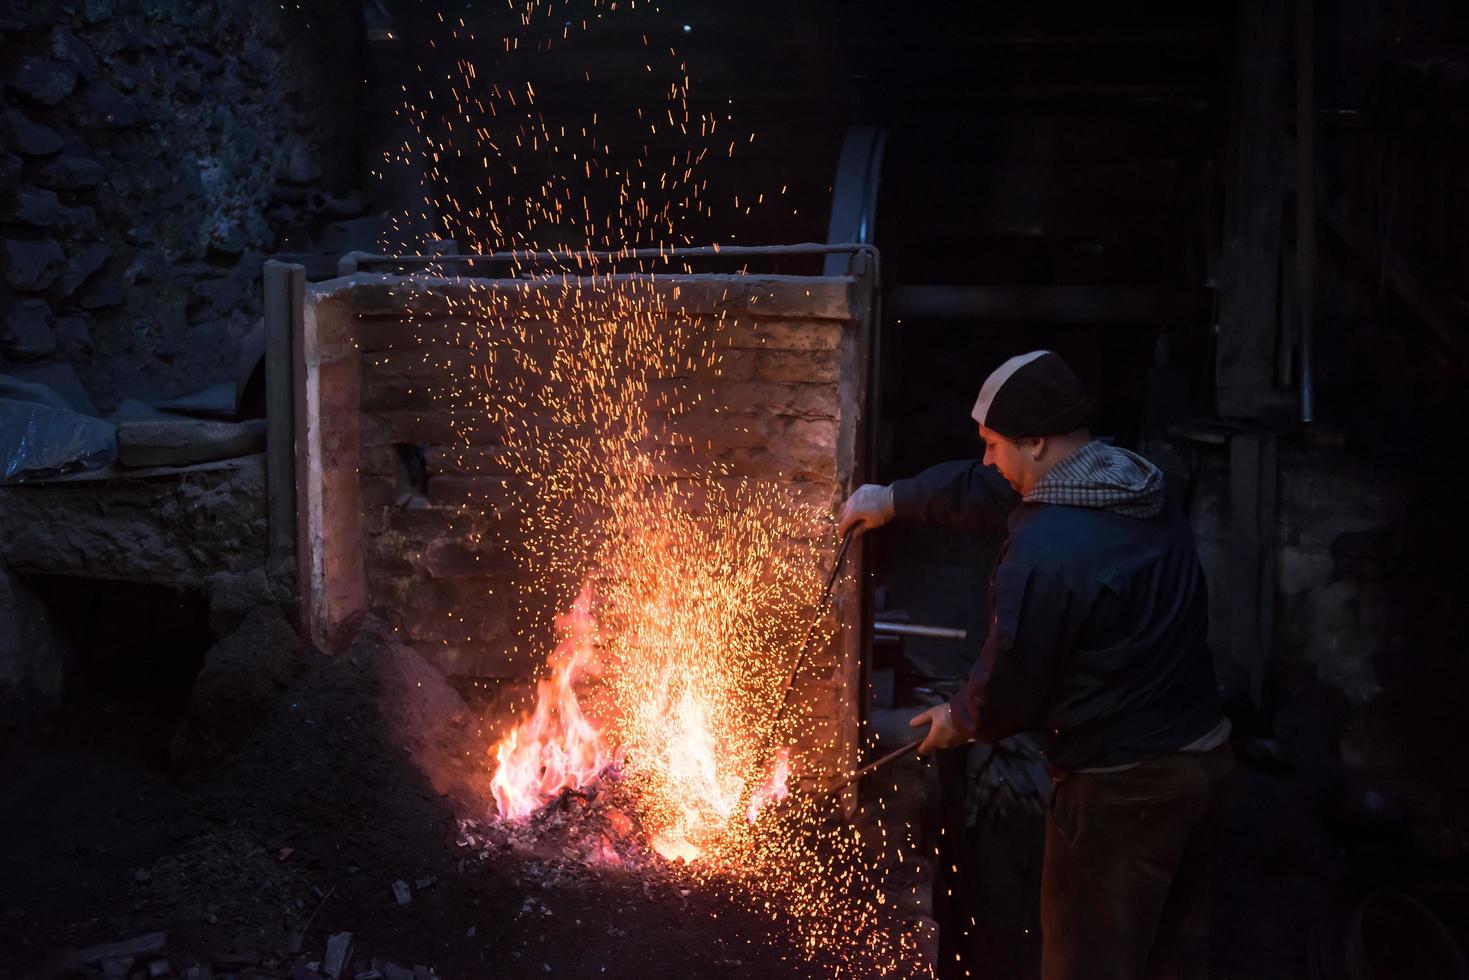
left=1033, top=435, right=1049, bottom=461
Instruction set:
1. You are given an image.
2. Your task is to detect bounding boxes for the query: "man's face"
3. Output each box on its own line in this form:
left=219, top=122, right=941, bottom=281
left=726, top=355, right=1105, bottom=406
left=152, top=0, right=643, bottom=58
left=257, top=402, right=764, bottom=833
left=979, top=424, right=1036, bottom=493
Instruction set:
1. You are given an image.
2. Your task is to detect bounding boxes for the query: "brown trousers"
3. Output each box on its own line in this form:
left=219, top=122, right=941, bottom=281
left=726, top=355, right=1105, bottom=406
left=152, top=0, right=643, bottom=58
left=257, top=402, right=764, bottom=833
left=1040, top=742, right=1235, bottom=980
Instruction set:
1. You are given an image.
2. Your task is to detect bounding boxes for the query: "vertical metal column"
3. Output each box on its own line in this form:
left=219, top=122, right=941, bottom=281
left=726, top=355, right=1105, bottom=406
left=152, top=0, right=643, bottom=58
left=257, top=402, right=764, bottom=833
left=263, top=260, right=305, bottom=570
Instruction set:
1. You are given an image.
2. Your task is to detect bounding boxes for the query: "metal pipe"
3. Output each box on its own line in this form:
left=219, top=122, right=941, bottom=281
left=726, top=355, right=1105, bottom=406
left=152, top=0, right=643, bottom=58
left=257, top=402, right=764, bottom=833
left=872, top=622, right=968, bottom=641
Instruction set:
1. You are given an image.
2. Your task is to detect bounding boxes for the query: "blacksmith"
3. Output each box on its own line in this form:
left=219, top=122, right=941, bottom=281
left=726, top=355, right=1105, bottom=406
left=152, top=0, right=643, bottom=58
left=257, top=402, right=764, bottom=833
left=839, top=350, right=1233, bottom=980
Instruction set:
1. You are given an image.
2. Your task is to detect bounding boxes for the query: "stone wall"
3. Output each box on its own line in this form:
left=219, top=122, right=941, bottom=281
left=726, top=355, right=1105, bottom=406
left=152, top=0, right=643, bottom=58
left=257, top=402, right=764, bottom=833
left=1182, top=438, right=1469, bottom=852
left=294, top=270, right=871, bottom=782
left=0, top=0, right=363, bottom=411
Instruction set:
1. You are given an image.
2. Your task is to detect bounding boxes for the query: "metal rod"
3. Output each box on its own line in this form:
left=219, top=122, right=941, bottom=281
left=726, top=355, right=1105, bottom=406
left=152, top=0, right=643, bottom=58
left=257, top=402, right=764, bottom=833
left=816, top=738, right=923, bottom=797
left=872, top=622, right=968, bottom=640
left=770, top=524, right=859, bottom=723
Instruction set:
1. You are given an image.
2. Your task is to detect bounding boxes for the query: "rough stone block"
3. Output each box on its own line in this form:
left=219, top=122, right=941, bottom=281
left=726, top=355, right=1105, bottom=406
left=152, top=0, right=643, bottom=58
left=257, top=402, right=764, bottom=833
left=698, top=349, right=758, bottom=382
left=1277, top=545, right=1333, bottom=597
left=1, top=238, right=64, bottom=291
left=357, top=445, right=399, bottom=479
left=33, top=153, right=104, bottom=190
left=0, top=568, right=67, bottom=730
left=204, top=566, right=294, bottom=640
left=417, top=536, right=514, bottom=578
left=5, top=57, right=77, bottom=106
left=74, top=82, right=141, bottom=129
left=344, top=273, right=753, bottom=324
left=1, top=297, right=56, bottom=358
left=755, top=350, right=841, bottom=385
left=744, top=277, right=856, bottom=320
left=716, top=381, right=840, bottom=419
left=659, top=476, right=837, bottom=521
left=358, top=473, right=399, bottom=512
left=424, top=473, right=526, bottom=510
left=0, top=455, right=268, bottom=582
left=718, top=446, right=836, bottom=482
left=60, top=243, right=111, bottom=296
left=7, top=186, right=58, bottom=228
left=116, top=419, right=266, bottom=469
left=722, top=319, right=843, bottom=351
left=0, top=110, right=63, bottom=156
left=424, top=445, right=522, bottom=478
left=788, top=680, right=841, bottom=720
left=53, top=203, right=95, bottom=237
left=0, top=152, right=18, bottom=194
left=385, top=501, right=489, bottom=539
left=353, top=315, right=428, bottom=353
left=375, top=574, right=514, bottom=635
left=172, top=606, right=305, bottom=763
left=359, top=349, right=490, bottom=411
left=52, top=314, right=92, bottom=356
left=49, top=27, right=98, bottom=81
left=359, top=409, right=509, bottom=449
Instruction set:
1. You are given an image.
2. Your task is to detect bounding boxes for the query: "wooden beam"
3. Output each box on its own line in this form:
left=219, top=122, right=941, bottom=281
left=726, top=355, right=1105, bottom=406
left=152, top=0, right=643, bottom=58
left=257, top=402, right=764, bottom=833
left=888, top=285, right=1212, bottom=325
left=1319, top=194, right=1469, bottom=362
left=1228, top=431, right=1278, bottom=708
left=1296, top=0, right=1317, bottom=422
left=1215, top=0, right=1290, bottom=420
left=263, top=261, right=304, bottom=570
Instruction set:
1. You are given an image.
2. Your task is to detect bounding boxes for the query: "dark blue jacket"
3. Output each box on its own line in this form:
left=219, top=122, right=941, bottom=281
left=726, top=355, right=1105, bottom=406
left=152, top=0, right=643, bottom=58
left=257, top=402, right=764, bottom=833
left=891, top=460, right=1223, bottom=772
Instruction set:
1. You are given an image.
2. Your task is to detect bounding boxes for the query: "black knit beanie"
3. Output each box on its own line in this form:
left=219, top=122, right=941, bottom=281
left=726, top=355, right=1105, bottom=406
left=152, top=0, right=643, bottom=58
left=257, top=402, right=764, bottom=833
left=970, top=350, right=1093, bottom=438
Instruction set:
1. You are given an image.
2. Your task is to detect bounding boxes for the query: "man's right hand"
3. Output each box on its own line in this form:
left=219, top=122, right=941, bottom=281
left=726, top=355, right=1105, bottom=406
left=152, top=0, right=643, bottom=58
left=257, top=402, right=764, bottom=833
left=838, top=483, right=895, bottom=537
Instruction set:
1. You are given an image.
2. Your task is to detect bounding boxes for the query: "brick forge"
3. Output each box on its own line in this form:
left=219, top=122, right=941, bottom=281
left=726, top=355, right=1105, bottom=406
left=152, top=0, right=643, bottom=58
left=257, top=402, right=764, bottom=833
left=292, top=269, right=873, bottom=785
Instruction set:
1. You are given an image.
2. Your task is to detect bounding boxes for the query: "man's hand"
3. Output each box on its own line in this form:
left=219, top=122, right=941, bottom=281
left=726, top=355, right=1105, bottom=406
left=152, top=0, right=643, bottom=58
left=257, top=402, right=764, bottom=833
left=909, top=703, right=968, bottom=754
left=838, top=483, right=895, bottom=537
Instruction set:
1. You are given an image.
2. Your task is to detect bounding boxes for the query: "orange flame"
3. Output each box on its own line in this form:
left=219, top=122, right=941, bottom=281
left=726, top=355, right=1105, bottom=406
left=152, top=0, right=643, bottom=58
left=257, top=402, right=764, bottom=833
left=490, top=587, right=617, bottom=820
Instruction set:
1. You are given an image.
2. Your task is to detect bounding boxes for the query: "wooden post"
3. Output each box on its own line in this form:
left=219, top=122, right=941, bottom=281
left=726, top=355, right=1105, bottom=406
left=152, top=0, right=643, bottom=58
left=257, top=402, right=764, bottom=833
left=1228, top=432, right=1278, bottom=708
left=1216, top=0, right=1290, bottom=420
left=1296, top=0, right=1316, bottom=422
left=263, top=261, right=305, bottom=571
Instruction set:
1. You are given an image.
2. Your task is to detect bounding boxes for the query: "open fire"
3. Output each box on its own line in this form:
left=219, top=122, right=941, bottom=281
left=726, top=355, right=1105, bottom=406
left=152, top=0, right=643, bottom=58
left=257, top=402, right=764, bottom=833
left=486, top=484, right=814, bottom=865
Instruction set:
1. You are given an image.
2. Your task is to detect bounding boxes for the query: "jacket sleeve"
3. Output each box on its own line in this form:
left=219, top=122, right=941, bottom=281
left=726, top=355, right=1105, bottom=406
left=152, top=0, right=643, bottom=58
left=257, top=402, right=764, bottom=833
left=948, top=560, right=1071, bottom=743
left=889, top=460, right=1018, bottom=532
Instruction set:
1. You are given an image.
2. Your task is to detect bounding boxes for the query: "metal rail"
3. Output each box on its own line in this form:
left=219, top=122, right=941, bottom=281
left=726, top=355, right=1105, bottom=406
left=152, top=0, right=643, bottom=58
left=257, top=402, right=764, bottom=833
left=873, top=622, right=968, bottom=641
left=337, top=242, right=880, bottom=277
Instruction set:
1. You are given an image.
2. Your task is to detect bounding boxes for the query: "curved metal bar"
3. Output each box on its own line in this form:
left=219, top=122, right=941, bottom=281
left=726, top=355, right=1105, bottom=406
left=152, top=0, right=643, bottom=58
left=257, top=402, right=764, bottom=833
left=823, top=126, right=888, bottom=275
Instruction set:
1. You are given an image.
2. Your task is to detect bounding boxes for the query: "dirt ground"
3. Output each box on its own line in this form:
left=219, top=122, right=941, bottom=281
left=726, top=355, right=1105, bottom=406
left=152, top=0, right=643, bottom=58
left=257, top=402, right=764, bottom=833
left=0, top=617, right=881, bottom=980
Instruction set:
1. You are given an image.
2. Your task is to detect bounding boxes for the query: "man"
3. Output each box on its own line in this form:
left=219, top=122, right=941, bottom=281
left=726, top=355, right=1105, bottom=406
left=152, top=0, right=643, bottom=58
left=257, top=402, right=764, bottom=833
left=839, top=350, right=1233, bottom=980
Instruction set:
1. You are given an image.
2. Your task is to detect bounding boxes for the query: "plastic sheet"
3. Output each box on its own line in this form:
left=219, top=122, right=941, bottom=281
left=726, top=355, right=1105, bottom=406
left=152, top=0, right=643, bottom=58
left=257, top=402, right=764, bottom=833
left=0, top=374, right=117, bottom=483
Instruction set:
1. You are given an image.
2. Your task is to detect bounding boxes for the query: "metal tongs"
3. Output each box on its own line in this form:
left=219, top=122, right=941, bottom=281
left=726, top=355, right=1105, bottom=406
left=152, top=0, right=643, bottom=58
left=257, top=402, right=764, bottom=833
left=753, top=524, right=925, bottom=808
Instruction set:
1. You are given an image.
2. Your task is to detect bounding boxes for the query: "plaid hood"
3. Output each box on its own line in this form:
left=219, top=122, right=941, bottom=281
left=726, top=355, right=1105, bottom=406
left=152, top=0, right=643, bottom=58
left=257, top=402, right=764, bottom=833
left=1024, top=441, right=1164, bottom=519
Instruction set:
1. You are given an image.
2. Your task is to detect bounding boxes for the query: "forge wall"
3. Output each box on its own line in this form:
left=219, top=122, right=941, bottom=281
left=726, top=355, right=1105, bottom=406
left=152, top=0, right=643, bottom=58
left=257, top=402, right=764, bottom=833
left=296, top=270, right=871, bottom=783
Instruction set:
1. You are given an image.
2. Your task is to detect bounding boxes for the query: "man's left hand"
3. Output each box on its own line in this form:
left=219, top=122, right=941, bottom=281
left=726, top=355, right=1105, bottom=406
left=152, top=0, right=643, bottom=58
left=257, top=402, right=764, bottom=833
left=909, top=703, right=968, bottom=754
